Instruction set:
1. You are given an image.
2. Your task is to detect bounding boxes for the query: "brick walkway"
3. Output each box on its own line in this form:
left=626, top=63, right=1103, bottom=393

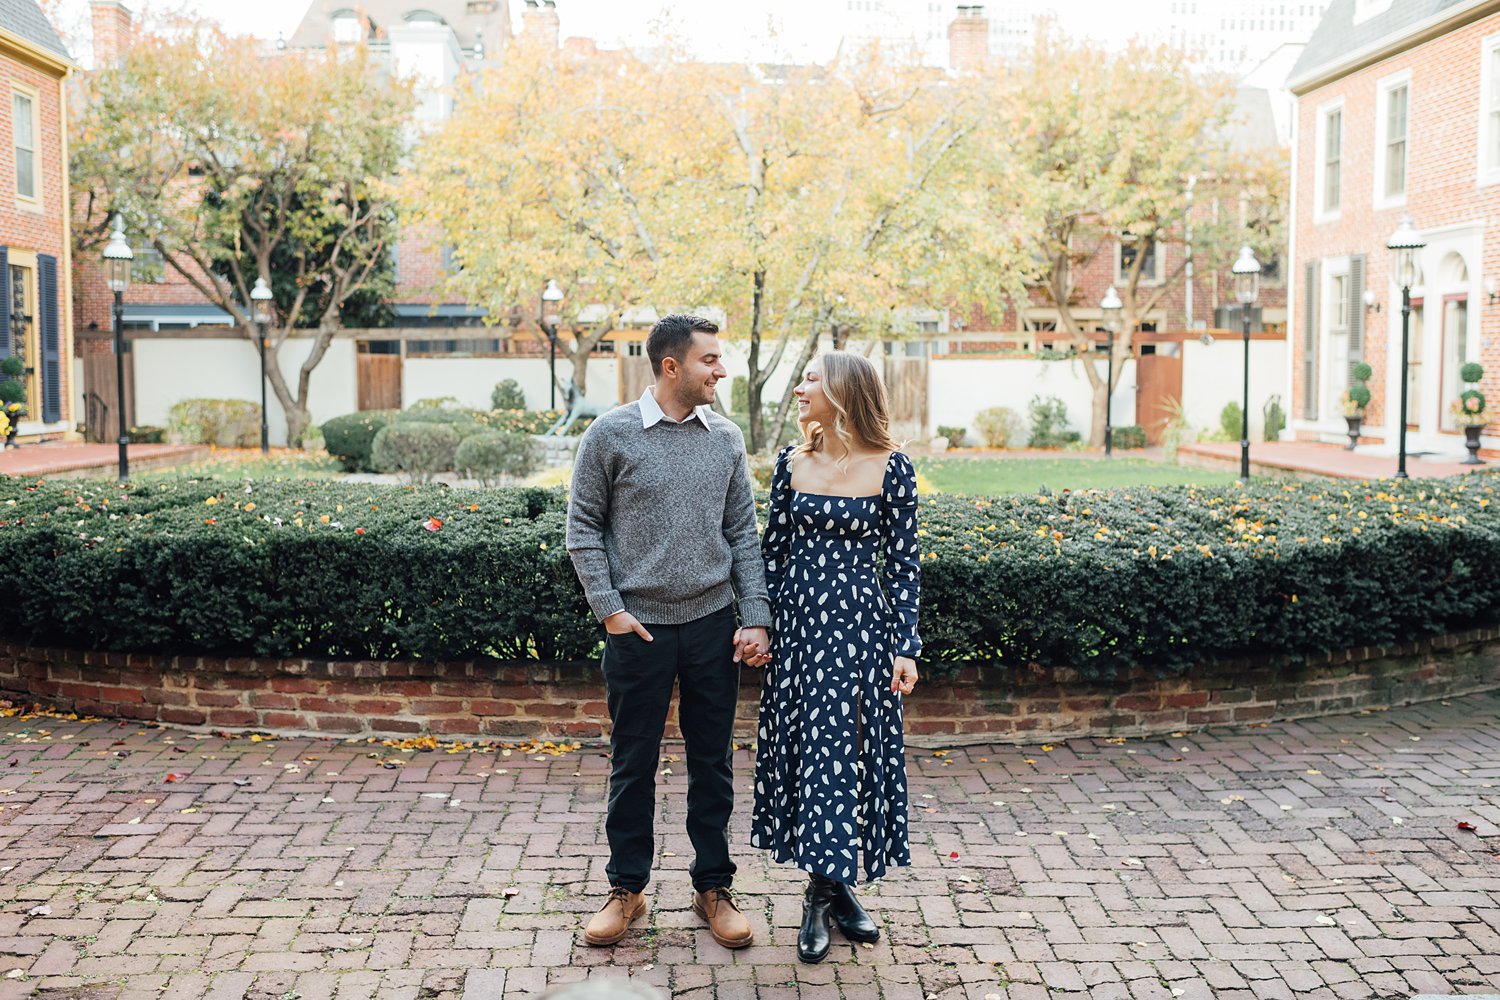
left=1178, top=440, right=1487, bottom=481
left=0, top=444, right=208, bottom=479
left=2, top=695, right=1500, bottom=1000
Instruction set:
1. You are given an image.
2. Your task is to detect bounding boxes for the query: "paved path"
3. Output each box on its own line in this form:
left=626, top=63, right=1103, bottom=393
left=1178, top=440, right=1486, bottom=481
left=0, top=443, right=208, bottom=479
left=2, top=695, right=1500, bottom=1000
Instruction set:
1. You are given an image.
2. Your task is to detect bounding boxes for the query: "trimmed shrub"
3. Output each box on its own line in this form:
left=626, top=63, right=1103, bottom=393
left=127, top=425, right=166, bottom=444
left=2, top=475, right=1500, bottom=674
left=454, top=431, right=540, bottom=485
left=491, top=379, right=527, bottom=411
left=167, top=398, right=262, bottom=447
left=392, top=406, right=485, bottom=440
left=936, top=424, right=967, bottom=447
left=1351, top=361, right=1374, bottom=383
left=1263, top=395, right=1286, bottom=442
left=371, top=423, right=461, bottom=483
left=322, top=411, right=396, bottom=472
left=1111, top=425, right=1146, bottom=449
left=974, top=407, right=1027, bottom=449
left=1219, top=401, right=1243, bottom=441
left=1027, top=396, right=1079, bottom=448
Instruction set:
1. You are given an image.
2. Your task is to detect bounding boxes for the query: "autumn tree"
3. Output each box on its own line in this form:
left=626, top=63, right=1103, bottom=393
left=407, top=40, right=718, bottom=399
left=71, top=22, right=411, bottom=444
left=698, top=48, right=1033, bottom=452
left=993, top=31, right=1271, bottom=446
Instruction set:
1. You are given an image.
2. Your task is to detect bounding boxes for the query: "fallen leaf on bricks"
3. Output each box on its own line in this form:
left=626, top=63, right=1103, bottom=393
left=1457, top=821, right=1478, bottom=832
left=502, top=887, right=520, bottom=898
left=233, top=779, right=251, bottom=787
left=1315, top=915, right=1336, bottom=925
left=163, top=773, right=188, bottom=783
left=26, top=905, right=49, bottom=917
left=1121, top=858, right=1144, bottom=867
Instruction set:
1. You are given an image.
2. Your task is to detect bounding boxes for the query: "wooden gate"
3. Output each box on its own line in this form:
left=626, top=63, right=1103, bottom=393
left=1135, top=352, right=1184, bottom=444
left=357, top=354, right=401, bottom=411
left=619, top=354, right=653, bottom=405
left=80, top=342, right=134, bottom=444
left=883, top=355, right=929, bottom=443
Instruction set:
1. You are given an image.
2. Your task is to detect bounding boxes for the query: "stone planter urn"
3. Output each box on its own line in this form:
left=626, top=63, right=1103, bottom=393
left=1464, top=424, right=1486, bottom=465
left=1344, top=415, right=1362, bottom=450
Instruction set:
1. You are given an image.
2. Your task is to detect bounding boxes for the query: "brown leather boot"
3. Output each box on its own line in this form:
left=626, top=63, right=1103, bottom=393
left=693, top=886, right=754, bottom=949
left=582, top=886, right=647, bottom=946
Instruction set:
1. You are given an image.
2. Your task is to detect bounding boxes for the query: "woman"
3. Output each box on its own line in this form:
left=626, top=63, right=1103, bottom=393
left=751, top=350, right=921, bottom=964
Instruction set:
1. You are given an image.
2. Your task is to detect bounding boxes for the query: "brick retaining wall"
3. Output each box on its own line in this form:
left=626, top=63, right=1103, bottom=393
left=2, top=630, right=1498, bottom=745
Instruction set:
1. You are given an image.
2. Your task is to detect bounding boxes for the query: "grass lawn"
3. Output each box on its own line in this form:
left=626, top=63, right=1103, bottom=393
left=914, top=454, right=1241, bottom=494
left=134, top=448, right=343, bottom=482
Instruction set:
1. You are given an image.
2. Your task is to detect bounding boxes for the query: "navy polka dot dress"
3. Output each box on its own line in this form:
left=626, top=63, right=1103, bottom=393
left=751, top=446, right=922, bottom=885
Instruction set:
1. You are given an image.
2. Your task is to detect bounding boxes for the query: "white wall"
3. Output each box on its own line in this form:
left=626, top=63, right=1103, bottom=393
left=1180, top=338, right=1289, bottom=440
left=929, top=357, right=1137, bottom=442
left=401, top=357, right=623, bottom=411
left=131, top=337, right=358, bottom=446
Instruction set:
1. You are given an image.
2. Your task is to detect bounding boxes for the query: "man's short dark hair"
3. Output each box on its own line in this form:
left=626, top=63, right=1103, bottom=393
left=646, top=314, right=720, bottom=377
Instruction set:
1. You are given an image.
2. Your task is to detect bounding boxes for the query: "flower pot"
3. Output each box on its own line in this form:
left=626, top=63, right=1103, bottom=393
left=1344, top=415, right=1362, bottom=450
left=1464, top=424, right=1486, bottom=465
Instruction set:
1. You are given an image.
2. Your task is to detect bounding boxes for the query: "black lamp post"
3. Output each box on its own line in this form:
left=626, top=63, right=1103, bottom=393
left=250, top=277, right=274, bottom=454
left=102, top=216, right=133, bottom=482
left=1232, top=244, right=1261, bottom=483
left=1100, top=285, right=1122, bottom=457
left=541, top=278, right=564, bottom=409
left=1387, top=215, right=1425, bottom=479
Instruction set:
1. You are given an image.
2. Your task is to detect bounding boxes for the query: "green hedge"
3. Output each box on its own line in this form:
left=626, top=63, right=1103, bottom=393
left=0, top=474, right=1497, bottom=675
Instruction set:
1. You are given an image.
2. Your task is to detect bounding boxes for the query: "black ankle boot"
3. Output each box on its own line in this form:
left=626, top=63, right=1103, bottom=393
left=830, top=881, right=879, bottom=943
left=797, top=874, right=836, bottom=963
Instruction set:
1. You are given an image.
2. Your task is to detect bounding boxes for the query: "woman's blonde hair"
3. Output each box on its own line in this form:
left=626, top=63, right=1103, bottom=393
left=794, top=350, right=901, bottom=468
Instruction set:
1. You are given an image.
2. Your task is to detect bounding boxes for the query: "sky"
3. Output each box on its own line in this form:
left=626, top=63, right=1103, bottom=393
left=51, top=0, right=1139, bottom=65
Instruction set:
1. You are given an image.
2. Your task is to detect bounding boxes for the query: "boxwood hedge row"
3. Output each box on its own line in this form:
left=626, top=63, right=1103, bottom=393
left=0, top=472, right=1497, bottom=676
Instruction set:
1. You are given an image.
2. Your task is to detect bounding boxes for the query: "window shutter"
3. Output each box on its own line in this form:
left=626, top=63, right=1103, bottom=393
left=39, top=253, right=60, bottom=423
left=0, top=247, right=9, bottom=358
left=1347, top=253, right=1365, bottom=383
left=1302, top=261, right=1319, bottom=419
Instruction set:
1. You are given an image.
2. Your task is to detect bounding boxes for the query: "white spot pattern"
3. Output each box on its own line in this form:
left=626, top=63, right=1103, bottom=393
left=751, top=446, right=922, bottom=885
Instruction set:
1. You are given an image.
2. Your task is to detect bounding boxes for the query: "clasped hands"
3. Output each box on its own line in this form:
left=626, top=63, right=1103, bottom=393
left=602, top=612, right=773, bottom=667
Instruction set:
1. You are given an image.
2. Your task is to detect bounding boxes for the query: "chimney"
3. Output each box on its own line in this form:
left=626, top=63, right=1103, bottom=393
left=521, top=0, right=560, bottom=49
left=90, top=0, right=133, bottom=66
left=466, top=0, right=500, bottom=11
left=948, top=5, right=989, bottom=73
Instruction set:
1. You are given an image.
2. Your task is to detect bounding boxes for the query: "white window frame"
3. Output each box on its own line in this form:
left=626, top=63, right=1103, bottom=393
left=1477, top=31, right=1500, bottom=186
left=1314, top=97, right=1344, bottom=223
left=1373, top=70, right=1411, bottom=209
left=11, top=84, right=40, bottom=211
left=1321, top=257, right=1352, bottom=423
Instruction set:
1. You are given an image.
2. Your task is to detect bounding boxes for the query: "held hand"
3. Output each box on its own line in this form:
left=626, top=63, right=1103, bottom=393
left=891, top=656, right=918, bottom=696
left=604, top=611, right=653, bottom=642
left=733, top=626, right=772, bottom=667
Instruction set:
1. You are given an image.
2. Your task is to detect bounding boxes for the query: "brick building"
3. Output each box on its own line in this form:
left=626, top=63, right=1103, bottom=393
left=0, top=0, right=76, bottom=440
left=1288, top=0, right=1500, bottom=456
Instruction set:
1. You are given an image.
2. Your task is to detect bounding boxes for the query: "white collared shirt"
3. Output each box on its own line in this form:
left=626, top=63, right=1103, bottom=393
left=639, top=385, right=711, bottom=429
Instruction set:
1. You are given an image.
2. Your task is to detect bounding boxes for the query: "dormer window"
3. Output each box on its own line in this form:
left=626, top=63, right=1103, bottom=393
left=332, top=10, right=364, bottom=45
left=1353, top=0, right=1393, bottom=25
left=405, top=10, right=446, bottom=24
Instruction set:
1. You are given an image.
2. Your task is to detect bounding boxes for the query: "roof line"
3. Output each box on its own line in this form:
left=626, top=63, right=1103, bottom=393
left=1288, top=0, right=1500, bottom=94
left=0, top=25, right=76, bottom=73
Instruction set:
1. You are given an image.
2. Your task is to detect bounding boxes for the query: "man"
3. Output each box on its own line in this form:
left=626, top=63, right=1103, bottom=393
left=566, top=313, right=772, bottom=949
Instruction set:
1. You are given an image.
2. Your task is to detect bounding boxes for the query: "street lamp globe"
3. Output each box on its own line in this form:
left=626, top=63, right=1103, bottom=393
left=1386, top=214, right=1425, bottom=289
left=1100, top=286, right=1122, bottom=331
left=102, top=215, right=133, bottom=295
left=1232, top=245, right=1261, bottom=306
left=250, top=276, right=275, bottom=325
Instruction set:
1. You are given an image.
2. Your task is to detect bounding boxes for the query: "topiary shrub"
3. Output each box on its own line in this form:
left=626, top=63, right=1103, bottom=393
left=1112, top=425, right=1146, bottom=449
left=974, top=407, right=1028, bottom=449
left=1456, top=362, right=1486, bottom=426
left=393, top=406, right=486, bottom=440
left=1263, top=395, right=1286, bottom=442
left=1343, top=362, right=1373, bottom=418
left=167, top=398, right=262, bottom=447
left=371, top=423, right=461, bottom=483
left=321, top=411, right=396, bottom=472
left=1026, top=396, right=1078, bottom=449
left=454, top=431, right=540, bottom=486
left=1218, top=401, right=1243, bottom=441
left=127, top=425, right=166, bottom=444
left=491, top=379, right=527, bottom=411
left=936, top=424, right=968, bottom=447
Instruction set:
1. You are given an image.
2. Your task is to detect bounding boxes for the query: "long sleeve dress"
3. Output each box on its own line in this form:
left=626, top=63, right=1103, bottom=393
left=750, top=445, right=922, bottom=885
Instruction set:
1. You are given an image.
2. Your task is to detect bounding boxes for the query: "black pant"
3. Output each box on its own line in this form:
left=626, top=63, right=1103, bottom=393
left=600, top=603, right=740, bottom=892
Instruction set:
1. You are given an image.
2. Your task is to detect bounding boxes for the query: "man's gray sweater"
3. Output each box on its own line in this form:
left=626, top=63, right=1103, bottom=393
left=565, top=401, right=773, bottom=628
